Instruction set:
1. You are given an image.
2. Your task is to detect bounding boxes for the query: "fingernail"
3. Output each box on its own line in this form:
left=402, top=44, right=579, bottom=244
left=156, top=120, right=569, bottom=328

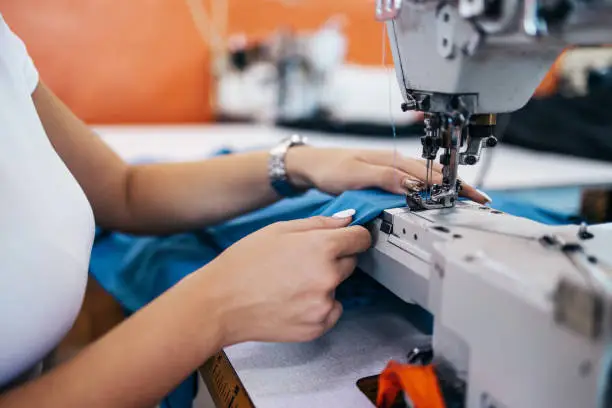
left=332, top=209, right=356, bottom=219
left=476, top=189, right=493, bottom=204
left=403, top=178, right=423, bottom=192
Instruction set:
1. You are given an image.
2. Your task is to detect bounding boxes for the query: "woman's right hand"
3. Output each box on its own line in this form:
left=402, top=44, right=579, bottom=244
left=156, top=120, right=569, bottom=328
left=198, top=213, right=372, bottom=346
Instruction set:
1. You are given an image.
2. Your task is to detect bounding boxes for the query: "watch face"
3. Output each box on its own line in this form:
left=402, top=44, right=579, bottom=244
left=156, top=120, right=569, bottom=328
left=270, top=166, right=285, bottom=178
left=289, top=134, right=306, bottom=145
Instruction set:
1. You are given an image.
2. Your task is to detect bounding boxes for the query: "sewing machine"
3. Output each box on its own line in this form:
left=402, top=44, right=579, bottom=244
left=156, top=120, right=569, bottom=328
left=358, top=1, right=612, bottom=407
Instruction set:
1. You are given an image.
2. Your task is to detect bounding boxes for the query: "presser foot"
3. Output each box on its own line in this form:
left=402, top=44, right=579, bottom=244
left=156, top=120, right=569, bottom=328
left=406, top=181, right=462, bottom=211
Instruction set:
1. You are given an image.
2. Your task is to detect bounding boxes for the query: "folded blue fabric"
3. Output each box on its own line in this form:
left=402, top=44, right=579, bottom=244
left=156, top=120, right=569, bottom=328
left=206, top=189, right=406, bottom=249
left=206, top=189, right=333, bottom=249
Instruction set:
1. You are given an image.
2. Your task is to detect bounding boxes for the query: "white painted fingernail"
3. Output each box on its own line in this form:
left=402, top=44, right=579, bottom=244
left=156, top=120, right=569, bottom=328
left=476, top=189, right=493, bottom=204
left=332, top=209, right=356, bottom=219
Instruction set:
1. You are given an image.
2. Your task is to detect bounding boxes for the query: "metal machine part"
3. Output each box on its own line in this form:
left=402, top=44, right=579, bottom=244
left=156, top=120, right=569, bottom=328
left=376, top=0, right=612, bottom=209
left=376, top=0, right=612, bottom=113
left=409, top=112, right=498, bottom=210
left=365, top=1, right=612, bottom=405
left=359, top=204, right=612, bottom=407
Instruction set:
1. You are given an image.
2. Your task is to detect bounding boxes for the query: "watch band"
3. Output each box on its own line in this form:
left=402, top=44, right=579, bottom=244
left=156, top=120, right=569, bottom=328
left=268, top=134, right=308, bottom=197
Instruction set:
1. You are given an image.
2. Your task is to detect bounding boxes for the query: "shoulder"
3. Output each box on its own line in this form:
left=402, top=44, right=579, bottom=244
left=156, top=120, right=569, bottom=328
left=0, top=13, right=39, bottom=94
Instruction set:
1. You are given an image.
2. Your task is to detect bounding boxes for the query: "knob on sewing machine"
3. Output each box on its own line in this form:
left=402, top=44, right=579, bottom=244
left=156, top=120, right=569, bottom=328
left=375, top=0, right=612, bottom=210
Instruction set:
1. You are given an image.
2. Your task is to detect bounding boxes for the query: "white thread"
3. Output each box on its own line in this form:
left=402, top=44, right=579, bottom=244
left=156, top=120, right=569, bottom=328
left=382, top=25, right=400, bottom=189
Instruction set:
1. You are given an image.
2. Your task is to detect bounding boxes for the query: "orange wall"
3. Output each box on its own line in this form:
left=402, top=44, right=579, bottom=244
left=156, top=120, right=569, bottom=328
left=1, top=1, right=210, bottom=123
left=0, top=1, right=389, bottom=124
left=1, top=1, right=559, bottom=124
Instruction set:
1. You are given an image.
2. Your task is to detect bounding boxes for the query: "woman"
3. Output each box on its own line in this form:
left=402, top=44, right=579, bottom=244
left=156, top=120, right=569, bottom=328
left=0, top=14, right=486, bottom=407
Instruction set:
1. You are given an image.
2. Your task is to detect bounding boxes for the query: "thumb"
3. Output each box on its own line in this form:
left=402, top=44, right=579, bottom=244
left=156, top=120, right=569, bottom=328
left=281, top=211, right=355, bottom=232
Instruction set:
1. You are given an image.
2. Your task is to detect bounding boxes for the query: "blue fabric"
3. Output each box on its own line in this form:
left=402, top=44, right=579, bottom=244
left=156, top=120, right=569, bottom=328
left=207, top=189, right=333, bottom=249
left=90, top=170, right=575, bottom=407
left=315, top=190, right=407, bottom=223
left=486, top=190, right=573, bottom=225
left=91, top=232, right=220, bottom=312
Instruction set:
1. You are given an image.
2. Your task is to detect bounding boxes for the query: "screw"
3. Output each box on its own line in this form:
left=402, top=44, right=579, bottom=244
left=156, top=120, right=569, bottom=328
left=578, top=222, right=594, bottom=240
left=465, top=155, right=477, bottom=165
left=486, top=136, right=498, bottom=147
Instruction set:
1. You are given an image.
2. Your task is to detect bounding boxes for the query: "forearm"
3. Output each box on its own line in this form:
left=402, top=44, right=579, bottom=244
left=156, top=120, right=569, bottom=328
left=0, top=273, right=222, bottom=408
left=121, top=151, right=284, bottom=234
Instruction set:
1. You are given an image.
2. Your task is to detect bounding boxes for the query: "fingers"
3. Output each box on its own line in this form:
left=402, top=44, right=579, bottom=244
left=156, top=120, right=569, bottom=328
left=349, top=162, right=422, bottom=195
left=360, top=150, right=444, bottom=174
left=325, top=225, right=372, bottom=257
left=376, top=166, right=419, bottom=195
left=416, top=158, right=444, bottom=173
left=400, top=164, right=443, bottom=187
left=322, top=300, right=343, bottom=334
left=357, top=152, right=444, bottom=191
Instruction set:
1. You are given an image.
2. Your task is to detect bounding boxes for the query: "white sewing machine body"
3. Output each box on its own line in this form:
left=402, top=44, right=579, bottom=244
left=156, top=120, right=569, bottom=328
left=353, top=0, right=612, bottom=404
left=359, top=203, right=612, bottom=407
left=359, top=0, right=612, bottom=404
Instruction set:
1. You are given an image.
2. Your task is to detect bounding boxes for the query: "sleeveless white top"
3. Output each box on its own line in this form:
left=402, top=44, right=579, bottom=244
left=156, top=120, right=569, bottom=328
left=0, top=15, right=95, bottom=387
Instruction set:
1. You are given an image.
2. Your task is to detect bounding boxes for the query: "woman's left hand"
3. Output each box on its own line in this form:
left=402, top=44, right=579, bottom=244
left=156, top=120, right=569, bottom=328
left=286, top=147, right=489, bottom=204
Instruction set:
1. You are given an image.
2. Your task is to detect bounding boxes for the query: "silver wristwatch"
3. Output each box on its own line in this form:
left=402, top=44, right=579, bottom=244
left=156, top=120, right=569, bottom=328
left=268, top=134, right=308, bottom=197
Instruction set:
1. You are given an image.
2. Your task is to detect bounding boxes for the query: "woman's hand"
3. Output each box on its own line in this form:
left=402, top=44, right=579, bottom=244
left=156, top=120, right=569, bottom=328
left=286, top=147, right=489, bottom=204
left=197, top=213, right=371, bottom=346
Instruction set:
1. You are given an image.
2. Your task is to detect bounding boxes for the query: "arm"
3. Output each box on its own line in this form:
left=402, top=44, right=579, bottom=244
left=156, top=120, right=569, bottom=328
left=0, top=272, right=222, bottom=408
left=33, top=82, right=287, bottom=234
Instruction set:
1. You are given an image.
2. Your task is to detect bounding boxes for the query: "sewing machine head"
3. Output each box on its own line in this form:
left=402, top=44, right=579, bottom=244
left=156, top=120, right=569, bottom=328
left=375, top=0, right=612, bottom=210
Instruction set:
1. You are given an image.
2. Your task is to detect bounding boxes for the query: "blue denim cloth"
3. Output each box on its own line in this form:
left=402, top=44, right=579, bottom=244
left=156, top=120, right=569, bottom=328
left=90, top=185, right=574, bottom=407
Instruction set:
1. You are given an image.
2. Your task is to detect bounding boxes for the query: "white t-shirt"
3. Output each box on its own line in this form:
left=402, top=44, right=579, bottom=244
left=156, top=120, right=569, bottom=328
left=0, top=15, right=95, bottom=388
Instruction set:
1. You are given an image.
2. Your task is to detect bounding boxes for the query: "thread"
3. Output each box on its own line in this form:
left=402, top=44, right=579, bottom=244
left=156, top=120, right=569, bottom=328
left=382, top=24, right=400, bottom=188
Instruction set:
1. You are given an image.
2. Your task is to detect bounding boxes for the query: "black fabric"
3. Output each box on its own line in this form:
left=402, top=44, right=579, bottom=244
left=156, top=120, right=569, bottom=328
left=503, top=79, right=612, bottom=162
left=276, top=117, right=425, bottom=138
left=276, top=106, right=424, bottom=137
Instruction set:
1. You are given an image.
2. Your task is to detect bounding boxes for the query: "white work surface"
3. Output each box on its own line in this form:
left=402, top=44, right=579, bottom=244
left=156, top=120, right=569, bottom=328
left=96, top=124, right=612, bottom=408
left=96, top=124, right=612, bottom=190
left=222, top=297, right=431, bottom=408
